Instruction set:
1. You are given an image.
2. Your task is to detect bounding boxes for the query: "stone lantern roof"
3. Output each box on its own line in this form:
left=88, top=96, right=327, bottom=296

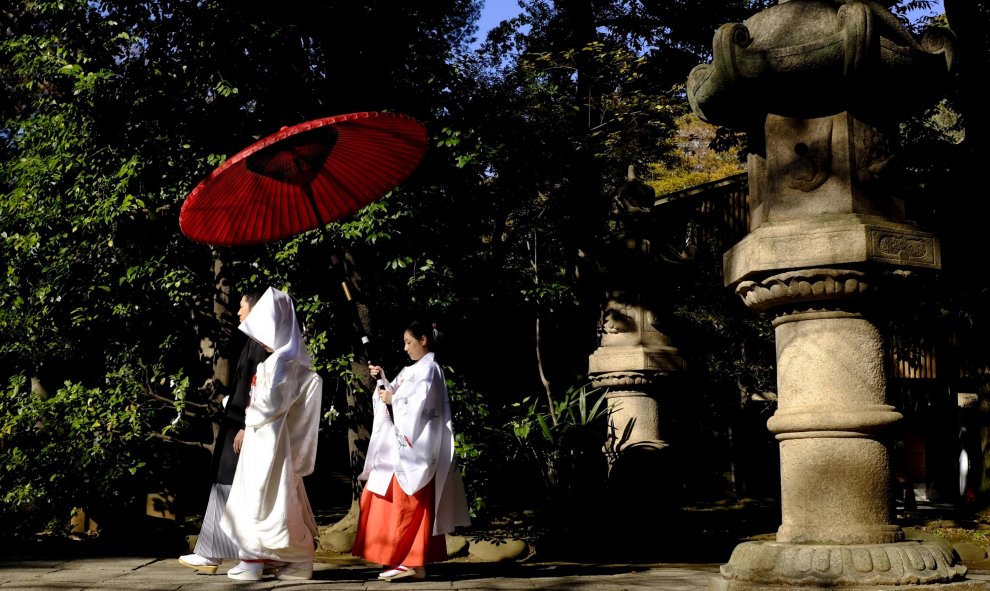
left=686, top=0, right=956, bottom=129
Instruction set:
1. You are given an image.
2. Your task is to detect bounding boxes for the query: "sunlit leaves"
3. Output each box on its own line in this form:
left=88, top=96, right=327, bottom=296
left=646, top=112, right=745, bottom=195
left=331, top=199, right=404, bottom=245
left=213, top=79, right=239, bottom=98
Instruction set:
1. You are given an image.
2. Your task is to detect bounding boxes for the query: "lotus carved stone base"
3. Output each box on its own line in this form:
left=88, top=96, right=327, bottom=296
left=710, top=540, right=986, bottom=590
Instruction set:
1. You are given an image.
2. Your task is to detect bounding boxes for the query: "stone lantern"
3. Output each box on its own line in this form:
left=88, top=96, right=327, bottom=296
left=587, top=167, right=688, bottom=548
left=686, top=1, right=980, bottom=589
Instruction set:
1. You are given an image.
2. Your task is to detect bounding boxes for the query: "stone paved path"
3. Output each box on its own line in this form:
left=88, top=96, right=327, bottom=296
left=2, top=555, right=990, bottom=590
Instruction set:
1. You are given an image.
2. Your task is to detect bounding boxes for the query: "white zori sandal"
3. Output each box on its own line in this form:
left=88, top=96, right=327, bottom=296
left=378, top=565, right=426, bottom=581
left=178, top=554, right=220, bottom=575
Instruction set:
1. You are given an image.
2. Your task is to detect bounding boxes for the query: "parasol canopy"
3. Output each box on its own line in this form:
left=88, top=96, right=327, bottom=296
left=179, top=111, right=427, bottom=247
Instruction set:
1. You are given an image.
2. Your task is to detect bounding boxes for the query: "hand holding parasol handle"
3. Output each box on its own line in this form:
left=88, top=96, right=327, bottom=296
left=361, top=335, right=387, bottom=392
left=362, top=335, right=395, bottom=424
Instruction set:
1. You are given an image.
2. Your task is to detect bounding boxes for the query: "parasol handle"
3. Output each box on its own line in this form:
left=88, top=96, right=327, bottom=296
left=328, top=252, right=369, bottom=339
left=304, top=183, right=360, bottom=321
left=305, top=184, right=361, bottom=327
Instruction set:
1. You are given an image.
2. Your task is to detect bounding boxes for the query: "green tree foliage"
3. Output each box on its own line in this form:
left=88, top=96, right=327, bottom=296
left=0, top=0, right=481, bottom=535
left=1, top=376, right=148, bottom=536
left=0, top=1, right=205, bottom=534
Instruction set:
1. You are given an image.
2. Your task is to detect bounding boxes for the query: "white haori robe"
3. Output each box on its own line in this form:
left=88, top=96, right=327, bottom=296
left=359, top=352, right=471, bottom=535
left=220, top=355, right=322, bottom=561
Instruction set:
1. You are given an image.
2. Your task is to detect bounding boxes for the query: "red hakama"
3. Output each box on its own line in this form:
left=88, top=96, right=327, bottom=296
left=352, top=475, right=448, bottom=567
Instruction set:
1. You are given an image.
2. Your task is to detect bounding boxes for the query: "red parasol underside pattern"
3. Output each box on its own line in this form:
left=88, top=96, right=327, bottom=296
left=179, top=111, right=428, bottom=246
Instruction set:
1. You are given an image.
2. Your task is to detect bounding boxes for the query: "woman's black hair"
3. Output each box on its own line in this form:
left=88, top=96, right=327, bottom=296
left=241, top=291, right=262, bottom=308
left=406, top=319, right=443, bottom=352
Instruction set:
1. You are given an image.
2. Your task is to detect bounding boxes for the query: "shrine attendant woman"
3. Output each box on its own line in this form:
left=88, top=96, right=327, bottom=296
left=353, top=320, right=471, bottom=581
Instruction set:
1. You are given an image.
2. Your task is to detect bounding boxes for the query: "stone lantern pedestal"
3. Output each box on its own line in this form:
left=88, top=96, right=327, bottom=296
left=588, top=292, right=685, bottom=461
left=584, top=169, right=691, bottom=551
left=588, top=291, right=686, bottom=548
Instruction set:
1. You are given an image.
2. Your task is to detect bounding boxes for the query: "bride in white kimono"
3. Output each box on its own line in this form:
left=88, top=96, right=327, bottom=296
left=219, top=287, right=322, bottom=581
left=352, top=320, right=471, bottom=581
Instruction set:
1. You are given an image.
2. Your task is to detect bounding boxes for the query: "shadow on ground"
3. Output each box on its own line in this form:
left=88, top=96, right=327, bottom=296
left=7, top=497, right=990, bottom=569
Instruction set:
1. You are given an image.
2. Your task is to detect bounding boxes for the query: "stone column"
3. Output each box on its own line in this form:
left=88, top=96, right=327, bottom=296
left=755, top=273, right=898, bottom=546
left=719, top=267, right=975, bottom=590
left=589, top=292, right=684, bottom=464
left=686, top=1, right=981, bottom=589
left=588, top=291, right=685, bottom=546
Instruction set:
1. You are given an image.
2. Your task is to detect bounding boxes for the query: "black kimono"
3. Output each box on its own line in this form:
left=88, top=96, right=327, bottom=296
left=210, top=338, right=269, bottom=484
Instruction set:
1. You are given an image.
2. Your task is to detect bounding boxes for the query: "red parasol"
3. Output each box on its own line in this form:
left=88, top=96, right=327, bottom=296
left=179, top=111, right=427, bottom=247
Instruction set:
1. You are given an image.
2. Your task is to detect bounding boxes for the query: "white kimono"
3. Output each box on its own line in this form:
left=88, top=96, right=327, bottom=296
left=359, top=352, right=471, bottom=535
left=219, top=287, right=323, bottom=561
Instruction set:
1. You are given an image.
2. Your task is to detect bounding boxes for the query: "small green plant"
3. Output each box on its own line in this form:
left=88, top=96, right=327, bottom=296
left=922, top=525, right=990, bottom=547
left=446, top=372, right=496, bottom=519
left=507, top=383, right=610, bottom=521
